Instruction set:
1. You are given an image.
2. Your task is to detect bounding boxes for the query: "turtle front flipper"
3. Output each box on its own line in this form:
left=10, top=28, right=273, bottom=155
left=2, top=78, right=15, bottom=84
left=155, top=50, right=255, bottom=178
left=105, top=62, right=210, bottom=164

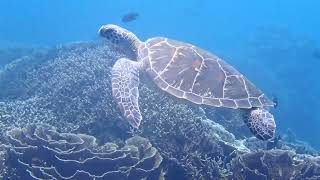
left=244, top=108, right=276, bottom=140
left=111, top=58, right=142, bottom=128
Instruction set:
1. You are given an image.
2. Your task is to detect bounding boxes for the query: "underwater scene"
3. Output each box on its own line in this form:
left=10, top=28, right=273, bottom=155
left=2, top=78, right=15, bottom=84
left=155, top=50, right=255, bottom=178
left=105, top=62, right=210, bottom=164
left=0, top=0, right=320, bottom=179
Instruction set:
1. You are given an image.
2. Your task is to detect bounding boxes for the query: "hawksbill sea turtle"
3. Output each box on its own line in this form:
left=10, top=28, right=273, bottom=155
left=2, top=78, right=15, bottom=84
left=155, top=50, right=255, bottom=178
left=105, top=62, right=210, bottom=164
left=98, top=24, right=276, bottom=140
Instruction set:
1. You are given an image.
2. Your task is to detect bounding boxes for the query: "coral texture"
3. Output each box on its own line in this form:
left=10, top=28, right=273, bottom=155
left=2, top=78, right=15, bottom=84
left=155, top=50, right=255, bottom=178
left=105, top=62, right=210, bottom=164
left=0, top=41, right=248, bottom=179
left=5, top=124, right=163, bottom=180
left=0, top=46, right=46, bottom=68
left=0, top=42, right=124, bottom=137
left=230, top=149, right=320, bottom=180
left=136, top=84, right=249, bottom=179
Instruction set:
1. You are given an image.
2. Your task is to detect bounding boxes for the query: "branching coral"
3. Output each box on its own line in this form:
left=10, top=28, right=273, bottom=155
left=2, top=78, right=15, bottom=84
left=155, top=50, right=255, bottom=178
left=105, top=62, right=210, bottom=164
left=135, top=85, right=248, bottom=179
left=0, top=42, right=125, bottom=139
left=204, top=107, right=252, bottom=139
left=0, top=46, right=47, bottom=68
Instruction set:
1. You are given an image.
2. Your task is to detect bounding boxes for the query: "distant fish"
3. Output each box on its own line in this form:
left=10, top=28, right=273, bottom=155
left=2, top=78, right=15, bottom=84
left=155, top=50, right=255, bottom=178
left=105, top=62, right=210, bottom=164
left=121, top=12, right=139, bottom=23
left=272, top=94, right=278, bottom=108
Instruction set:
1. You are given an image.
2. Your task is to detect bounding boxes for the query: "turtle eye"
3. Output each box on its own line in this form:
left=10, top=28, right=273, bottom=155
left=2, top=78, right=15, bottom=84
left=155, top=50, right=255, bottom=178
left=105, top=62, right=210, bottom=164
left=111, top=38, right=120, bottom=44
left=99, top=28, right=114, bottom=39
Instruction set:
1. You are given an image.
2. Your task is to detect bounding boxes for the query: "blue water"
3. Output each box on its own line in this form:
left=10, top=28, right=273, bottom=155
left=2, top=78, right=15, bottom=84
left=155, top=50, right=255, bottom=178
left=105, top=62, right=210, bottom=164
left=1, top=0, right=320, bottom=149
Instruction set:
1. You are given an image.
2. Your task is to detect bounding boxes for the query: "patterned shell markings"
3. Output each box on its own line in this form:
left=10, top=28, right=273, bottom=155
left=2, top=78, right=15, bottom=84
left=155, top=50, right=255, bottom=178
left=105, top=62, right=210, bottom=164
left=139, top=38, right=274, bottom=109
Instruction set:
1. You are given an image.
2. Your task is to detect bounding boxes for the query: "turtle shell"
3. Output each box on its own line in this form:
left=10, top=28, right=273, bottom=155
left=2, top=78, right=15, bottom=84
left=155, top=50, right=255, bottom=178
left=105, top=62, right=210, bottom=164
left=138, top=37, right=274, bottom=109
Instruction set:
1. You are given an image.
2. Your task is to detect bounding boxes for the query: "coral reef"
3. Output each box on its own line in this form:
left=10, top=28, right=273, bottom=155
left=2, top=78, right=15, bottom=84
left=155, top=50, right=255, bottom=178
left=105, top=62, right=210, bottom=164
left=0, top=146, right=10, bottom=179
left=0, top=41, right=319, bottom=179
left=244, top=135, right=320, bottom=157
left=0, top=42, right=124, bottom=138
left=0, top=47, right=56, bottom=100
left=229, top=149, right=320, bottom=180
left=0, top=41, right=249, bottom=179
left=281, top=129, right=319, bottom=156
left=5, top=124, right=163, bottom=180
left=0, top=46, right=46, bottom=68
left=204, top=107, right=252, bottom=139
left=136, top=84, right=249, bottom=179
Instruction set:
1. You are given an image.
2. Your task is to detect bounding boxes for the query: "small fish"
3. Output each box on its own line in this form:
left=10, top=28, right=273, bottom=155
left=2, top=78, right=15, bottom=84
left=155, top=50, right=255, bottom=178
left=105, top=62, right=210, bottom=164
left=121, top=12, right=139, bottom=23
left=272, top=94, right=278, bottom=108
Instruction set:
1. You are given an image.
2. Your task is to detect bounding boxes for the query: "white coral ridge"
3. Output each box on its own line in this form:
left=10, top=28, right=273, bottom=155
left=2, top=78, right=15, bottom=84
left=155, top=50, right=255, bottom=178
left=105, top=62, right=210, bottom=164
left=202, top=118, right=250, bottom=153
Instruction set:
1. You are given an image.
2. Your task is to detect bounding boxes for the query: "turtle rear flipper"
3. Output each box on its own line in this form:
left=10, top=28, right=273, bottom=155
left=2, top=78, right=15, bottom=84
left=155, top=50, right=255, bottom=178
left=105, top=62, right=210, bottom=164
left=245, top=108, right=276, bottom=140
left=111, top=58, right=142, bottom=128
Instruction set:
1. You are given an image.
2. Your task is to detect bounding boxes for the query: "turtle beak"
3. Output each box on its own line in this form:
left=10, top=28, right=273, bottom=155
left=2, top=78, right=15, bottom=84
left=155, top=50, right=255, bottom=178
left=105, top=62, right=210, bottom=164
left=98, top=25, right=107, bottom=37
left=98, top=24, right=118, bottom=37
left=97, top=26, right=103, bottom=35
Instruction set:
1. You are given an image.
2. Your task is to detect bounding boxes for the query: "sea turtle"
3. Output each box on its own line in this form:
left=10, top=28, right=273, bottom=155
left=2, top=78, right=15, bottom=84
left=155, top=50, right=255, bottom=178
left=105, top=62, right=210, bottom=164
left=99, top=24, right=276, bottom=140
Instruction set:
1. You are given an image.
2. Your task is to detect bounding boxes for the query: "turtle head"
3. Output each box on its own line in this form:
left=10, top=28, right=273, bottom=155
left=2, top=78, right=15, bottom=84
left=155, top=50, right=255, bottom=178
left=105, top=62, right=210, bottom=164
left=99, top=24, right=141, bottom=59
left=244, top=108, right=276, bottom=141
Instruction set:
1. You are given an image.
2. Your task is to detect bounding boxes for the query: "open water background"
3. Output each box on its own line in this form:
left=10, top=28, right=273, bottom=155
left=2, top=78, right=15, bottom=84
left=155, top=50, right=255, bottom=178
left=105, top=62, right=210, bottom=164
left=0, top=0, right=319, bottom=148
